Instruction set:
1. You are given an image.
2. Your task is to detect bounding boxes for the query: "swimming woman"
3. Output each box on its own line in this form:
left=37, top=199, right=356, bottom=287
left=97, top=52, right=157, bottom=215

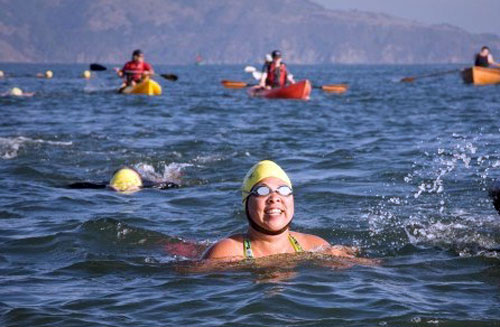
left=203, top=160, right=365, bottom=261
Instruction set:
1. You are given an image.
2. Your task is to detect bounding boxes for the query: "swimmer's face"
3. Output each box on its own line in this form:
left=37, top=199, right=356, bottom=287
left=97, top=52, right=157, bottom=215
left=247, top=177, right=294, bottom=233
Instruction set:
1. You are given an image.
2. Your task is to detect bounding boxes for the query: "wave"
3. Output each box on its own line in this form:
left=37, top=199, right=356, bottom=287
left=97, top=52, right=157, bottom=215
left=0, top=136, right=72, bottom=159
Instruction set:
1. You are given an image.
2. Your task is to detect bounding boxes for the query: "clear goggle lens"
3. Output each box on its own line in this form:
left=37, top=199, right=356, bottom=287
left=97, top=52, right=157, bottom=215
left=251, top=185, right=293, bottom=197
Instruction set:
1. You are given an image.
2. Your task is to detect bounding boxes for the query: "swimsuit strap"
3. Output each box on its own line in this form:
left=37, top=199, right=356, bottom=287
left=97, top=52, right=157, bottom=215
left=243, top=239, right=254, bottom=259
left=288, top=234, right=304, bottom=253
left=243, top=234, right=304, bottom=259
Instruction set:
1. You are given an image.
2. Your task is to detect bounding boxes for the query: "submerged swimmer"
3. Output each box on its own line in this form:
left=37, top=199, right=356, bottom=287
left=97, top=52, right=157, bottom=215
left=1, top=87, right=35, bottom=97
left=68, top=167, right=179, bottom=192
left=203, top=160, right=366, bottom=261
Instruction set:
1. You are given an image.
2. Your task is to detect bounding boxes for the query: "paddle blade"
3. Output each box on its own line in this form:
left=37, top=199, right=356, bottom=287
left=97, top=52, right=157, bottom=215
left=221, top=80, right=248, bottom=89
left=252, top=71, right=263, bottom=80
left=321, top=84, right=348, bottom=93
left=400, top=77, right=415, bottom=83
left=160, top=74, right=178, bottom=81
left=244, top=66, right=256, bottom=73
left=90, top=63, right=107, bottom=71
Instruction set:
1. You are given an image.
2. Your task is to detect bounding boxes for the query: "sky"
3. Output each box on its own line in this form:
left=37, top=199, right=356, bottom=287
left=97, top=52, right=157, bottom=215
left=312, top=0, right=500, bottom=35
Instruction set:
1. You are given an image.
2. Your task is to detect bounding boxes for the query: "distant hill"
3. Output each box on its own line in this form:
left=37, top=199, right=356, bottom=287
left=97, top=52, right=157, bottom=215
left=0, top=0, right=499, bottom=64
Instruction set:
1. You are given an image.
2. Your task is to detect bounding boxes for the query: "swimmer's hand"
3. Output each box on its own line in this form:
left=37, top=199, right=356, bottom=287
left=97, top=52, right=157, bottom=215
left=321, top=245, right=380, bottom=266
left=328, top=245, right=360, bottom=257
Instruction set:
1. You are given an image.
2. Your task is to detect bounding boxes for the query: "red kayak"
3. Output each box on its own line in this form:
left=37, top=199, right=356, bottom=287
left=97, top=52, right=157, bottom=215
left=248, top=80, right=312, bottom=100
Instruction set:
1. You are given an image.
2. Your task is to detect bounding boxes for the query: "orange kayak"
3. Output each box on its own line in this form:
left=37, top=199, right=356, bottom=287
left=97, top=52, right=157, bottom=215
left=248, top=80, right=311, bottom=100
left=461, top=66, right=500, bottom=85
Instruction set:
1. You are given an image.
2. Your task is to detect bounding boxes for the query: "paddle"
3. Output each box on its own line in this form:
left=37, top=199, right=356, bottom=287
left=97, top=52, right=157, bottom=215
left=244, top=66, right=256, bottom=73
left=89, top=63, right=178, bottom=81
left=400, top=68, right=463, bottom=83
left=244, top=66, right=264, bottom=80
left=221, top=80, right=349, bottom=93
left=159, top=74, right=178, bottom=81
left=90, top=63, right=107, bottom=71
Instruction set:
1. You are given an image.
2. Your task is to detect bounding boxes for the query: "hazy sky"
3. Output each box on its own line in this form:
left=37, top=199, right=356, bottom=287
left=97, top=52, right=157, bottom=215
left=312, top=0, right=500, bottom=35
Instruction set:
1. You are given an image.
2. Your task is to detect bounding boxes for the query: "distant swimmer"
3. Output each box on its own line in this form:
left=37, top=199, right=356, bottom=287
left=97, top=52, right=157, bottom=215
left=115, top=49, right=154, bottom=89
left=68, top=167, right=179, bottom=193
left=1, top=87, right=35, bottom=97
left=36, top=70, right=53, bottom=79
left=257, top=50, right=296, bottom=89
left=475, top=46, right=500, bottom=68
left=203, top=160, right=371, bottom=261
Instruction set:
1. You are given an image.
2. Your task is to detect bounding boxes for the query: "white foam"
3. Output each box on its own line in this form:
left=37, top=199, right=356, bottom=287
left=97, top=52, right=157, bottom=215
left=0, top=136, right=72, bottom=159
left=135, top=162, right=193, bottom=184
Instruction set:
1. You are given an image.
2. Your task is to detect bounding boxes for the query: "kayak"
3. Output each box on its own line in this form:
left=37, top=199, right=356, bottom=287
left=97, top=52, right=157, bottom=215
left=248, top=80, right=312, bottom=100
left=119, top=78, right=162, bottom=95
left=461, top=66, right=500, bottom=85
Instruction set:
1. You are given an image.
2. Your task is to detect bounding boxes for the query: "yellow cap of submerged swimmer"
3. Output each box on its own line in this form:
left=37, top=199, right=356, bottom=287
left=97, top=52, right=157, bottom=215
left=10, top=87, right=23, bottom=96
left=241, top=160, right=292, bottom=203
left=82, top=70, right=91, bottom=79
left=45, top=70, right=53, bottom=79
left=109, top=167, right=143, bottom=192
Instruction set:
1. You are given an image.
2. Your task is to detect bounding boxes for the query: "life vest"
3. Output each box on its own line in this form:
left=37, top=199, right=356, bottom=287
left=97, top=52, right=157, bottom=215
left=122, top=61, right=152, bottom=83
left=266, top=62, right=287, bottom=88
left=475, top=54, right=489, bottom=67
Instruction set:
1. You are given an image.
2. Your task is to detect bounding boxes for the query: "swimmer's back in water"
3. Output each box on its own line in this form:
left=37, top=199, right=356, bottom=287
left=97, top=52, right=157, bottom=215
left=67, top=167, right=179, bottom=192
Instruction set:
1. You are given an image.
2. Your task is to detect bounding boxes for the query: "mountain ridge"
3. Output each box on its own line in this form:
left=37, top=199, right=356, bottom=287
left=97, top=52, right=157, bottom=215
left=0, top=0, right=498, bottom=64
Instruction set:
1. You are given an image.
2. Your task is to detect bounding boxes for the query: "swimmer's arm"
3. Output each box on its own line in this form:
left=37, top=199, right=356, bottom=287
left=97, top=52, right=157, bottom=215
left=298, top=233, right=380, bottom=265
left=67, top=182, right=107, bottom=189
left=325, top=244, right=380, bottom=265
left=146, top=181, right=179, bottom=190
left=201, top=238, right=244, bottom=261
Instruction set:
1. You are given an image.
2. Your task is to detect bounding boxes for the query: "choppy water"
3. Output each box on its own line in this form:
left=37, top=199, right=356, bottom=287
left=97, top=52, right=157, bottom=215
left=1, top=63, right=499, bottom=326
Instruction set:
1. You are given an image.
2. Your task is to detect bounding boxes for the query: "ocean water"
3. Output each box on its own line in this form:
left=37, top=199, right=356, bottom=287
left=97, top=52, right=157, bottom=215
left=0, top=63, right=499, bottom=326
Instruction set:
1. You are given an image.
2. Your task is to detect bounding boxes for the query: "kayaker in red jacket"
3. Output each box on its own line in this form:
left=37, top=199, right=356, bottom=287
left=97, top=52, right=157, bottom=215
left=115, top=49, right=155, bottom=87
left=475, top=46, right=500, bottom=68
left=258, top=50, right=296, bottom=89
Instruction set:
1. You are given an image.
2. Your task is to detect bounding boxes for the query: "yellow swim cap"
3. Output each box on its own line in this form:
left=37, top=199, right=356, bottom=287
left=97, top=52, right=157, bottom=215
left=241, top=160, right=291, bottom=203
left=10, top=87, right=23, bottom=96
left=0, top=70, right=4, bottom=78
left=109, top=167, right=143, bottom=192
left=82, top=70, right=91, bottom=79
left=45, top=70, right=53, bottom=79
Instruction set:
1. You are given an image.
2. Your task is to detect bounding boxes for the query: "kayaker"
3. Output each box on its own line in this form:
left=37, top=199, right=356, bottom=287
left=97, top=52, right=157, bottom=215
left=202, top=160, right=365, bottom=260
left=115, top=49, right=155, bottom=87
left=474, top=46, right=500, bottom=68
left=258, top=50, right=296, bottom=89
left=68, top=167, right=179, bottom=193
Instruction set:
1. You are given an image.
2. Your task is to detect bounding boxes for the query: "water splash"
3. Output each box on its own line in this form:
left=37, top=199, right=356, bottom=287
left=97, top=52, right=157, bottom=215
left=367, top=136, right=500, bottom=258
left=134, top=162, right=192, bottom=185
left=0, top=136, right=72, bottom=159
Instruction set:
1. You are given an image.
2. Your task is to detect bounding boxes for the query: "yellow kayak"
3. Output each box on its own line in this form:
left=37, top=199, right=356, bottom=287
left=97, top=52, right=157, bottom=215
left=119, top=78, right=162, bottom=95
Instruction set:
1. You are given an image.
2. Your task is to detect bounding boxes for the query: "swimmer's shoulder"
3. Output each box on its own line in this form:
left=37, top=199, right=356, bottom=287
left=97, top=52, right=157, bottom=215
left=202, top=234, right=245, bottom=260
left=290, top=231, right=360, bottom=257
left=290, top=231, right=330, bottom=250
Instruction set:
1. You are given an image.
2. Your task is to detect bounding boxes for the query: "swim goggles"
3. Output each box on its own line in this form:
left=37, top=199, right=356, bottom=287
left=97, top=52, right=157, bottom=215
left=249, top=185, right=293, bottom=197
